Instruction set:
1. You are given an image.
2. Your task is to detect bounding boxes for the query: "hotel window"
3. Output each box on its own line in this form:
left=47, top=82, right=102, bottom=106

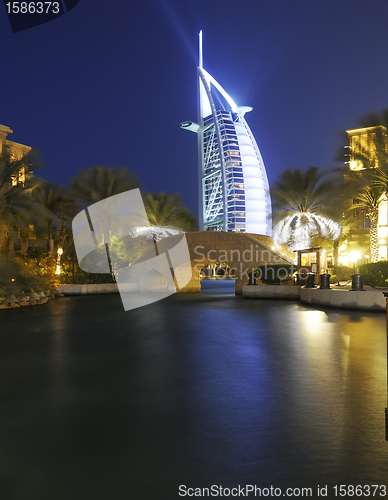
left=351, top=136, right=360, bottom=155
left=361, top=134, right=367, bottom=152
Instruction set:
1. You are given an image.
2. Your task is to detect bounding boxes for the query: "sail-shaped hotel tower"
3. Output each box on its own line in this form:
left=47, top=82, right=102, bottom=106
left=181, top=32, right=272, bottom=235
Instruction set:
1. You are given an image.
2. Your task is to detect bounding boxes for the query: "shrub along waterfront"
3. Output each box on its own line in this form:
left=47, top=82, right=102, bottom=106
left=0, top=254, right=56, bottom=308
left=359, top=261, right=388, bottom=287
left=327, top=265, right=353, bottom=284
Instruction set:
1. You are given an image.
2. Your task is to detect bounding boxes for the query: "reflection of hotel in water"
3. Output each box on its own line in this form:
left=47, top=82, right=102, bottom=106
left=343, top=125, right=388, bottom=263
left=181, top=32, right=272, bottom=236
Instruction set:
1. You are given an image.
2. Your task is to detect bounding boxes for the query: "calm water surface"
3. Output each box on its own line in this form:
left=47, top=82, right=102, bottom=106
left=0, top=281, right=387, bottom=499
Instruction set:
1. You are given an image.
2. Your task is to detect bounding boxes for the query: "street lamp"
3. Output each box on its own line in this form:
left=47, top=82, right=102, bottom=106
left=350, top=250, right=361, bottom=272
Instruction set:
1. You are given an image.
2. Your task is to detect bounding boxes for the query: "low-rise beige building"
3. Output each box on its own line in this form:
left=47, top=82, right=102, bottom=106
left=0, top=124, right=31, bottom=187
left=0, top=123, right=50, bottom=254
left=342, top=125, right=388, bottom=264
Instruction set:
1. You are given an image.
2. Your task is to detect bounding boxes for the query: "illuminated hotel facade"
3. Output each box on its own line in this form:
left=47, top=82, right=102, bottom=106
left=0, top=123, right=31, bottom=186
left=344, top=124, right=388, bottom=262
left=181, top=32, right=272, bottom=235
left=0, top=123, right=45, bottom=255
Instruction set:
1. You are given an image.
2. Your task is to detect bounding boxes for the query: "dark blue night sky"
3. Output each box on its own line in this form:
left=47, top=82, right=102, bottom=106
left=2, top=0, right=388, bottom=215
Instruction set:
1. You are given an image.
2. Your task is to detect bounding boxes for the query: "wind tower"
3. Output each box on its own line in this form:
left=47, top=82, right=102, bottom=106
left=180, top=31, right=272, bottom=234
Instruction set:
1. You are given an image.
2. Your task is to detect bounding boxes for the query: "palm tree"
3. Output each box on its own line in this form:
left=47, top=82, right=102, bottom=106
left=351, top=185, right=385, bottom=263
left=33, top=182, right=80, bottom=273
left=69, top=166, right=142, bottom=279
left=69, top=166, right=141, bottom=246
left=143, top=192, right=198, bottom=232
left=69, top=165, right=141, bottom=205
left=325, top=167, right=365, bottom=265
left=271, top=166, right=341, bottom=251
left=0, top=152, right=47, bottom=256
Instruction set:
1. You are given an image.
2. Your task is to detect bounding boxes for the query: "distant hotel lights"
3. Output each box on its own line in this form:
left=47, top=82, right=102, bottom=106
left=181, top=31, right=272, bottom=235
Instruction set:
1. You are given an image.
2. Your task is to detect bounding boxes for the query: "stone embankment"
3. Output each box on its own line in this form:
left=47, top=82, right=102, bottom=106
left=56, top=284, right=118, bottom=295
left=0, top=289, right=56, bottom=309
left=242, top=284, right=387, bottom=311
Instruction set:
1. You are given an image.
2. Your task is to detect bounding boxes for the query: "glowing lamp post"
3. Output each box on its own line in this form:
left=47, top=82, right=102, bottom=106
left=349, top=251, right=364, bottom=291
left=55, top=246, right=63, bottom=275
left=349, top=250, right=361, bottom=271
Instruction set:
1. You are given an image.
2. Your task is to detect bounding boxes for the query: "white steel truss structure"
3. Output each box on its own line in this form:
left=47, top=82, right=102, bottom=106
left=180, top=31, right=272, bottom=234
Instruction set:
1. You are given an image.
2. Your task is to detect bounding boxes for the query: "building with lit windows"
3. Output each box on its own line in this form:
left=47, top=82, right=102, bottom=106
left=0, top=123, right=43, bottom=255
left=343, top=125, right=388, bottom=263
left=0, top=123, right=31, bottom=186
left=180, top=32, right=272, bottom=235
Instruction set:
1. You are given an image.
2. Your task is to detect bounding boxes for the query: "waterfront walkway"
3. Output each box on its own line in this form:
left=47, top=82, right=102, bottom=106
left=242, top=283, right=387, bottom=311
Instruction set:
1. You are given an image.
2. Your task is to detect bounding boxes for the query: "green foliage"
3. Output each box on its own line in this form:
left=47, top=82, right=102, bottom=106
left=358, top=262, right=388, bottom=287
left=0, top=254, right=53, bottom=297
left=328, top=265, right=353, bottom=282
left=1, top=159, right=197, bottom=292
left=0, top=151, right=49, bottom=253
left=271, top=166, right=335, bottom=218
left=69, top=165, right=141, bottom=205
left=143, top=192, right=198, bottom=232
left=57, top=259, right=114, bottom=284
left=32, top=181, right=80, bottom=240
left=270, top=166, right=343, bottom=250
left=256, top=264, right=297, bottom=284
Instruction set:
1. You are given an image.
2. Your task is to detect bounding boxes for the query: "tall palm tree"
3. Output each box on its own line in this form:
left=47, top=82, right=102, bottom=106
left=351, top=185, right=385, bottom=263
left=0, top=152, right=46, bottom=255
left=33, top=182, right=80, bottom=273
left=271, top=166, right=341, bottom=251
left=143, top=192, right=198, bottom=232
left=69, top=166, right=142, bottom=279
left=69, top=165, right=141, bottom=245
left=69, top=165, right=141, bottom=205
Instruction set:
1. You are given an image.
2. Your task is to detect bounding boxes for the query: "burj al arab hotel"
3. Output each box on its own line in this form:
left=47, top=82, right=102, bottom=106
left=181, top=31, right=272, bottom=235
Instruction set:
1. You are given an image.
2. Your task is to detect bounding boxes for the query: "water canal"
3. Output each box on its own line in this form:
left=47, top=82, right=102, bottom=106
left=0, top=281, right=387, bottom=499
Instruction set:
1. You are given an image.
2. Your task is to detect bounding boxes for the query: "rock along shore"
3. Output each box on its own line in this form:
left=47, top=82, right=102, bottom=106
left=0, top=288, right=57, bottom=309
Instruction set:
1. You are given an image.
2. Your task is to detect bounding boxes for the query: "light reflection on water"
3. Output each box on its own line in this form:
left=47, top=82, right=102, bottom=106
left=0, top=283, right=387, bottom=499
